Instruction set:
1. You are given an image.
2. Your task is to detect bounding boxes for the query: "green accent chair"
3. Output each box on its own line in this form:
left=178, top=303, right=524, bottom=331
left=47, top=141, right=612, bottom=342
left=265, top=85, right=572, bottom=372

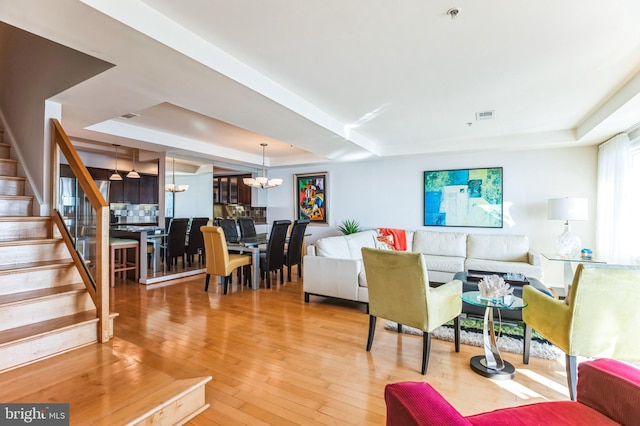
left=362, top=247, right=463, bottom=374
left=523, top=263, right=640, bottom=401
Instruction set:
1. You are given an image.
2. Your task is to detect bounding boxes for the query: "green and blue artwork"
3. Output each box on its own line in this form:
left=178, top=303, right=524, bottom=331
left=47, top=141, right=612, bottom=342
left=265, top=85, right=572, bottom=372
left=424, top=167, right=503, bottom=228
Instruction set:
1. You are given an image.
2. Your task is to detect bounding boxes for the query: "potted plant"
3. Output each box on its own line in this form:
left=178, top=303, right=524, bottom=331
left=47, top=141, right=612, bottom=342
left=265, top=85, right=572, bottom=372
left=338, top=219, right=362, bottom=235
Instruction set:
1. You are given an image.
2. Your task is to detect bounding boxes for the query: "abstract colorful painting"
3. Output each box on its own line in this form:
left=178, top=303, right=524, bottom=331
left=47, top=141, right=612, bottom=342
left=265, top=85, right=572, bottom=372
left=296, top=172, right=328, bottom=224
left=424, top=167, right=503, bottom=228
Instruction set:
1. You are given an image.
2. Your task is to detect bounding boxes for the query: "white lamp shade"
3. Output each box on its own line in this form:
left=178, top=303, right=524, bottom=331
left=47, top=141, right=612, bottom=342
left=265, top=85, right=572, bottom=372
left=548, top=198, right=588, bottom=221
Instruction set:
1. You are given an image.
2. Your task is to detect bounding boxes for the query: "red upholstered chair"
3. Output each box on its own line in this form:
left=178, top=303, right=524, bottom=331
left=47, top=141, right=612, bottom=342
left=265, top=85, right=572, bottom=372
left=384, top=359, right=640, bottom=425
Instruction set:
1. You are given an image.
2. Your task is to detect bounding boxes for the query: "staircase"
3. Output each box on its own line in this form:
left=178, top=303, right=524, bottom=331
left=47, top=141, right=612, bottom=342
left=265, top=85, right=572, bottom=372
left=0, top=129, right=104, bottom=371
left=0, top=128, right=210, bottom=424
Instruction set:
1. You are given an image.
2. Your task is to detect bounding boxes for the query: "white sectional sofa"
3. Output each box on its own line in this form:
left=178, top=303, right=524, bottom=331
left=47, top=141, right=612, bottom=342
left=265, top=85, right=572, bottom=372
left=303, top=229, right=543, bottom=306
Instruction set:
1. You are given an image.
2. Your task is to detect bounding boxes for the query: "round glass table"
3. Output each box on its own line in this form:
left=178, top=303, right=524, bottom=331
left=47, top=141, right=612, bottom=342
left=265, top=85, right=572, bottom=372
left=461, top=291, right=527, bottom=380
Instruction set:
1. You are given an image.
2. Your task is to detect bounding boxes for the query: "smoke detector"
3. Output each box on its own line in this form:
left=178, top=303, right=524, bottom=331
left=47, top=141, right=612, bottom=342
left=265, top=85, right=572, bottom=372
left=475, top=110, right=495, bottom=121
left=120, top=112, right=140, bottom=119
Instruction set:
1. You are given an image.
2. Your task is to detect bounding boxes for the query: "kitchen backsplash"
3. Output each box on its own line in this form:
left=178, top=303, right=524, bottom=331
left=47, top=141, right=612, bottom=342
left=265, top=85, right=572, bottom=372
left=111, top=203, right=159, bottom=224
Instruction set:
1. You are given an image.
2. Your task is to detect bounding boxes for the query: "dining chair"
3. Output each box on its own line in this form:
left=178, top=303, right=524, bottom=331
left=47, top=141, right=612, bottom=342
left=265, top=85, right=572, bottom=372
left=260, top=219, right=291, bottom=288
left=201, top=226, right=252, bottom=294
left=361, top=247, right=462, bottom=374
left=219, top=218, right=239, bottom=240
left=238, top=217, right=257, bottom=239
left=284, top=219, right=310, bottom=282
left=185, top=217, right=209, bottom=266
left=523, top=263, right=640, bottom=400
left=165, top=218, right=189, bottom=271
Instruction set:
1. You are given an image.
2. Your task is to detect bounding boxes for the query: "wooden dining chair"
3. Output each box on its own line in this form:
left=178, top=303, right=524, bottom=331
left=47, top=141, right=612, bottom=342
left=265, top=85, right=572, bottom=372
left=260, top=220, right=291, bottom=288
left=201, top=226, right=252, bottom=294
left=285, top=219, right=310, bottom=281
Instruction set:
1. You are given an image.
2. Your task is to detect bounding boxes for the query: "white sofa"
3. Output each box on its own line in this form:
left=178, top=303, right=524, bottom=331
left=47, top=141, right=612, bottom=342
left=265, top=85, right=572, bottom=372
left=303, top=229, right=543, bottom=305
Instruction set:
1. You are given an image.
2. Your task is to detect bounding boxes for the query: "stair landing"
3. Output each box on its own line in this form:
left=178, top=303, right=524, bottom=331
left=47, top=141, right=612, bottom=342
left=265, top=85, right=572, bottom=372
left=0, top=337, right=211, bottom=425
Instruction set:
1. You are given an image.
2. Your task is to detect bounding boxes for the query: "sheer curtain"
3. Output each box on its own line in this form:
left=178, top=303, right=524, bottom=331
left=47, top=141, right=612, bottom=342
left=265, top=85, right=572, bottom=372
left=596, top=133, right=633, bottom=264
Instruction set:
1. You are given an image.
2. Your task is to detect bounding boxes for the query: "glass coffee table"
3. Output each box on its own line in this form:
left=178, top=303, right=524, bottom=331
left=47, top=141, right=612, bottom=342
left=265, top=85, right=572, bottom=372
left=461, top=291, right=527, bottom=380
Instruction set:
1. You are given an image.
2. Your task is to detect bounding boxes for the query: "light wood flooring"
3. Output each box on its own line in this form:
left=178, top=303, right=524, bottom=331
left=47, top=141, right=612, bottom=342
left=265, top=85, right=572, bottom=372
left=5, top=270, right=572, bottom=425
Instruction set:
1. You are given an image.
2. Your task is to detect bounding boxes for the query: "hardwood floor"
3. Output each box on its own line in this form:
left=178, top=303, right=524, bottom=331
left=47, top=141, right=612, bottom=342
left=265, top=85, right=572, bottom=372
left=2, top=270, right=571, bottom=425
left=109, top=270, right=569, bottom=425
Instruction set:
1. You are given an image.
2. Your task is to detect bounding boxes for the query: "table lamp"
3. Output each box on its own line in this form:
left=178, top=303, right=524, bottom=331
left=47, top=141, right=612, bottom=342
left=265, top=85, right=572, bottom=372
left=547, top=197, right=588, bottom=257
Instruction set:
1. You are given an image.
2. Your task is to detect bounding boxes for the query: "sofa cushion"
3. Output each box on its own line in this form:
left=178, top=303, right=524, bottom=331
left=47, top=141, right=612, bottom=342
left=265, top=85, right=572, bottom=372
left=467, top=234, right=529, bottom=262
left=413, top=231, right=467, bottom=257
left=315, top=234, right=351, bottom=258
left=467, top=401, right=619, bottom=426
left=423, top=254, right=465, bottom=274
left=346, top=230, right=378, bottom=259
left=314, top=230, right=379, bottom=259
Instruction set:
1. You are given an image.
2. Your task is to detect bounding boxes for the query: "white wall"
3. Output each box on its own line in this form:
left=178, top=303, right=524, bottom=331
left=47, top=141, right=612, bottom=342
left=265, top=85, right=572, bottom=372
left=266, top=146, right=598, bottom=287
left=172, top=173, right=214, bottom=219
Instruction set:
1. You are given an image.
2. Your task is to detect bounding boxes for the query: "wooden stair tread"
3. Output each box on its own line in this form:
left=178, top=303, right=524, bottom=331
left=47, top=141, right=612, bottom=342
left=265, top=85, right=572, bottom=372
left=0, top=258, right=73, bottom=273
left=0, top=311, right=98, bottom=346
left=0, top=283, right=86, bottom=305
left=0, top=176, right=24, bottom=181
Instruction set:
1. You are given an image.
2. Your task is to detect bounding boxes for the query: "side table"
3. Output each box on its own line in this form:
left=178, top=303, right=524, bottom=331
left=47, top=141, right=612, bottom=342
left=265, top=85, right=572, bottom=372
left=542, top=253, right=606, bottom=295
left=461, top=291, right=527, bottom=380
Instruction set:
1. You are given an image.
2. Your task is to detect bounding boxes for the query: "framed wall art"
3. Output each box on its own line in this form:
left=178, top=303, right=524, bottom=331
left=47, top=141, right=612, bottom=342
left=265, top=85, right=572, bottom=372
left=424, top=167, right=503, bottom=228
left=295, top=172, right=328, bottom=224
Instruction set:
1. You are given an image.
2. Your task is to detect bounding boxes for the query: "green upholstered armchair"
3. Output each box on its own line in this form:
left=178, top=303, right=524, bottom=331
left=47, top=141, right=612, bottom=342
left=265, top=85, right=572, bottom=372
left=361, top=248, right=463, bottom=374
left=523, top=263, right=640, bottom=401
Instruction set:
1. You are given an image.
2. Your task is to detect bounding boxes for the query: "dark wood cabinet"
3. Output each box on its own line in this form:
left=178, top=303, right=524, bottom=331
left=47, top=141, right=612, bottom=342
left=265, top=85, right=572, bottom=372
left=123, top=176, right=140, bottom=203
left=139, top=174, right=158, bottom=204
left=214, top=174, right=252, bottom=205
left=109, top=179, right=124, bottom=203
left=60, top=165, right=158, bottom=205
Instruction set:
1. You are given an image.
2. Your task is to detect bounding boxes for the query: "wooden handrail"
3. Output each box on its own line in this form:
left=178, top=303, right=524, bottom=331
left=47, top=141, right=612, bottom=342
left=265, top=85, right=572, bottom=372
left=51, top=118, right=110, bottom=343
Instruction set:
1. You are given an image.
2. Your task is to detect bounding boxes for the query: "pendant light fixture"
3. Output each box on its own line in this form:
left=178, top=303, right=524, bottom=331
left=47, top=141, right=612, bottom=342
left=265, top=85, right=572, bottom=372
left=243, top=143, right=283, bottom=189
left=127, top=148, right=140, bottom=179
left=165, top=157, right=189, bottom=193
left=109, top=144, right=123, bottom=181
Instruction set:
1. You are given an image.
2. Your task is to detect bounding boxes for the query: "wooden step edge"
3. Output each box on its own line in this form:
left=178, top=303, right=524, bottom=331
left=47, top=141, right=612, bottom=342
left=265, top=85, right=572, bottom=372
left=0, top=311, right=99, bottom=347
left=0, top=195, right=32, bottom=199
left=0, top=158, right=17, bottom=163
left=0, top=283, right=87, bottom=306
left=0, top=236, right=63, bottom=247
left=0, top=176, right=25, bottom=181
left=0, top=216, right=50, bottom=222
left=120, top=376, right=212, bottom=426
left=0, top=258, right=74, bottom=274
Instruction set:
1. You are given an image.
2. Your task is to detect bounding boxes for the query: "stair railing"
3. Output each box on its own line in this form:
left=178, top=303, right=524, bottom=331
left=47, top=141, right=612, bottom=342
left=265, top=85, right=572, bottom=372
left=51, top=118, right=110, bottom=343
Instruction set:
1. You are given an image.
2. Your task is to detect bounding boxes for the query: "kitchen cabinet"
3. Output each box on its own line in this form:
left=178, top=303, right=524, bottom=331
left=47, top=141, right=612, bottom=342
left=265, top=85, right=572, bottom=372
left=139, top=174, right=158, bottom=204
left=214, top=174, right=252, bottom=205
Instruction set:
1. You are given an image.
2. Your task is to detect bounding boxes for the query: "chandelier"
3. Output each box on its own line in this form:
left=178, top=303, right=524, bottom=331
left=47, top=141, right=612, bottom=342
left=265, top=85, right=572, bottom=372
left=165, top=157, right=189, bottom=193
left=243, top=143, right=283, bottom=189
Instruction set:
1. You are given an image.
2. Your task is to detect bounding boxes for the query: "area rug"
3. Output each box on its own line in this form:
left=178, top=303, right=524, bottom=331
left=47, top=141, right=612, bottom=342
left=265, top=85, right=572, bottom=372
left=384, top=318, right=563, bottom=360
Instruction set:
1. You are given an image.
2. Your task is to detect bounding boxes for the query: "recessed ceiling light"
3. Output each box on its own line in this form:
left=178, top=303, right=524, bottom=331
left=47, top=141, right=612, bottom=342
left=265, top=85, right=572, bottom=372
left=120, top=113, right=139, bottom=119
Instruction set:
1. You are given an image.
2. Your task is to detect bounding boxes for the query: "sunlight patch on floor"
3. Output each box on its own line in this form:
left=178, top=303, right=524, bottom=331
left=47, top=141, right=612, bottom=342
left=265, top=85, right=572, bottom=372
left=518, top=368, right=568, bottom=396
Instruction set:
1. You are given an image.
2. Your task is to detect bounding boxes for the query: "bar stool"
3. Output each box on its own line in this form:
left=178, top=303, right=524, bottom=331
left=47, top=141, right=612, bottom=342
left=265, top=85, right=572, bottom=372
left=110, top=238, right=139, bottom=287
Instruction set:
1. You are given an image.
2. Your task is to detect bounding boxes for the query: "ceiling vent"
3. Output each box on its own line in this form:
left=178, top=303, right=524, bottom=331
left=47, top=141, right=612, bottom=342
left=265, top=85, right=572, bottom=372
left=475, top=110, right=495, bottom=121
left=120, top=112, right=140, bottom=119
